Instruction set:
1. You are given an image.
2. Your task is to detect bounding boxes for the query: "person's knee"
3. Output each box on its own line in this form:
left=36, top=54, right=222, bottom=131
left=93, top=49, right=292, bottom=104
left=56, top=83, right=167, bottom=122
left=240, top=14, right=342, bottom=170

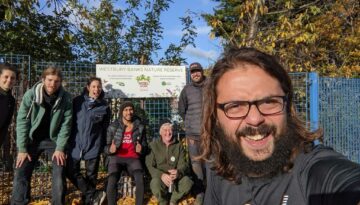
left=178, top=176, right=194, bottom=192
left=150, top=178, right=164, bottom=194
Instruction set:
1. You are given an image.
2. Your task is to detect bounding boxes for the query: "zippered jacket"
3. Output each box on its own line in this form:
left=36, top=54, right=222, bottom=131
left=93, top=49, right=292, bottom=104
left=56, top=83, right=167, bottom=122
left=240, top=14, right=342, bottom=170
left=105, top=117, right=147, bottom=156
left=67, top=89, right=111, bottom=160
left=204, top=145, right=360, bottom=205
left=178, top=77, right=207, bottom=138
left=146, top=138, right=190, bottom=179
left=16, top=81, right=72, bottom=152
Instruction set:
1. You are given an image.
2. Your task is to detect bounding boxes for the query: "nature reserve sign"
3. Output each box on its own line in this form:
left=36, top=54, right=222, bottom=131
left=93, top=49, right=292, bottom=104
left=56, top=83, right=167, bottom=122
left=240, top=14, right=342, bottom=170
left=96, top=64, right=186, bottom=98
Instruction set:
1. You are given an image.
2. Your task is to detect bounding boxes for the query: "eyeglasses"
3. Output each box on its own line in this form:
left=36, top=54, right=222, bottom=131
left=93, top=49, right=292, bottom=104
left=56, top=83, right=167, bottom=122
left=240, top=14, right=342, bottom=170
left=217, top=96, right=287, bottom=119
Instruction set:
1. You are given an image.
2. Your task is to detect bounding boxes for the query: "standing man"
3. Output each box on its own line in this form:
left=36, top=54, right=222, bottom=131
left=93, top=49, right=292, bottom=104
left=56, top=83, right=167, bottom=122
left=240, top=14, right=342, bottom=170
left=200, top=47, right=360, bottom=204
left=11, top=66, right=72, bottom=205
left=0, top=63, right=18, bottom=171
left=0, top=63, right=18, bottom=148
left=105, top=101, right=147, bottom=205
left=66, top=77, right=110, bottom=205
left=146, top=120, right=193, bottom=205
left=178, top=62, right=206, bottom=205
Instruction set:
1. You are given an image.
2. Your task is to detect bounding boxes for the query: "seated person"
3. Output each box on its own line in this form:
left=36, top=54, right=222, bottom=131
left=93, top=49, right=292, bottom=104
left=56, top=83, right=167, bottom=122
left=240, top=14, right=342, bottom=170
left=105, top=101, right=147, bottom=205
left=146, top=119, right=193, bottom=205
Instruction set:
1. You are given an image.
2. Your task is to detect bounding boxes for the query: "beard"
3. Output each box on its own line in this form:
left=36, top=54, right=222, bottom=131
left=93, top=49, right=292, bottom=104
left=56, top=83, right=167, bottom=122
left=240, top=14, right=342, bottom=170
left=214, top=121, right=300, bottom=181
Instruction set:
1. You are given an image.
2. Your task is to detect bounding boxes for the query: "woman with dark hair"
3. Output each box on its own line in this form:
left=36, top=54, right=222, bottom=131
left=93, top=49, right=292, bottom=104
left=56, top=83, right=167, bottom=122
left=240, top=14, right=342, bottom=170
left=66, top=77, right=111, bottom=205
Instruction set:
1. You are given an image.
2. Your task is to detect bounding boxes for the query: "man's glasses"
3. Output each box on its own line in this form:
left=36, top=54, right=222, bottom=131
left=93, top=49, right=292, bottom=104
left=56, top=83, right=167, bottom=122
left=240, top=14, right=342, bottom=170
left=217, top=96, right=287, bottom=119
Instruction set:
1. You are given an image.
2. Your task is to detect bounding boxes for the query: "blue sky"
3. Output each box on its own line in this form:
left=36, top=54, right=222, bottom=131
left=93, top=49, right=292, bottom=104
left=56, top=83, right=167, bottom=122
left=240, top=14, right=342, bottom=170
left=158, top=0, right=221, bottom=68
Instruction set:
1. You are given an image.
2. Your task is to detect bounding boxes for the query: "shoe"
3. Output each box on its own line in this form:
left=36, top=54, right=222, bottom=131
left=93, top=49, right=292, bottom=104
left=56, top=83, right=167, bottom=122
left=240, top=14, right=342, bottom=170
left=92, top=191, right=106, bottom=205
left=194, top=193, right=204, bottom=205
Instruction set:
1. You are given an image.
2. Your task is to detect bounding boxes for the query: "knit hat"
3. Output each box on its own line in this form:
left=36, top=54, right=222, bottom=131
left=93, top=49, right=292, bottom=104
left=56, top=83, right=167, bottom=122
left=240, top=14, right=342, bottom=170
left=189, top=62, right=203, bottom=72
left=119, top=101, right=134, bottom=116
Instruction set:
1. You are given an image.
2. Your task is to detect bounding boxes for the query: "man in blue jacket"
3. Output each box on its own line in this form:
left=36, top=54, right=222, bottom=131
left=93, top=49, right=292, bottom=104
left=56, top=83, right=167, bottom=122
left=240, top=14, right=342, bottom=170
left=66, top=77, right=110, bottom=205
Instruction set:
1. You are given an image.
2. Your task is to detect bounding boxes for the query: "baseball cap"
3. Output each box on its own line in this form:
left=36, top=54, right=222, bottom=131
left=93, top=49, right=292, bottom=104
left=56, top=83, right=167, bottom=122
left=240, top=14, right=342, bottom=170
left=189, top=62, right=203, bottom=72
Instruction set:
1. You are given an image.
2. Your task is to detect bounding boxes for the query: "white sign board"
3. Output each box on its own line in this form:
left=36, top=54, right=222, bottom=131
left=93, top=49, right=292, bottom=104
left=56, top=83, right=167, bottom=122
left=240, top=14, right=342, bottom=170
left=96, top=64, right=186, bottom=98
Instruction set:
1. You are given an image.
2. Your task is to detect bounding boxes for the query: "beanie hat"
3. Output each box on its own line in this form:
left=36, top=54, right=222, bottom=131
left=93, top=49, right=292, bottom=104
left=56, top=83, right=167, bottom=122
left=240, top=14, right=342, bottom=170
left=119, top=101, right=134, bottom=116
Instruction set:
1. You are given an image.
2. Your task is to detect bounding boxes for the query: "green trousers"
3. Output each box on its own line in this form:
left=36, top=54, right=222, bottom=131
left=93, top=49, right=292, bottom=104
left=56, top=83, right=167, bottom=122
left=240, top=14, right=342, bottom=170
left=150, top=176, right=193, bottom=205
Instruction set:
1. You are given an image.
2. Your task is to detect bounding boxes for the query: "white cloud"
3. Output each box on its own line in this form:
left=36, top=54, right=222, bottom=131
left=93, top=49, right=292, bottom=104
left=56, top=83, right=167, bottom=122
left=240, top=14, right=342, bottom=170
left=165, top=25, right=211, bottom=37
left=199, top=0, right=213, bottom=5
left=196, top=26, right=211, bottom=35
left=184, top=46, right=218, bottom=61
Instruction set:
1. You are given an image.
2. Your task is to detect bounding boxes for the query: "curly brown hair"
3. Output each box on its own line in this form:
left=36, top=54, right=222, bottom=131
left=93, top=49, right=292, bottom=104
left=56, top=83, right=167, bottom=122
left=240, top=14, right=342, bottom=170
left=199, top=47, right=323, bottom=182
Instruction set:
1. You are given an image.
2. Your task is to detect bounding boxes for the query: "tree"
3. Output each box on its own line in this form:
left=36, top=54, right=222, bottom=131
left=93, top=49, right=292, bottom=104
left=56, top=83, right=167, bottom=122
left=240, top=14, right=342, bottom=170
left=0, top=8, right=77, bottom=61
left=159, top=13, right=198, bottom=65
left=203, top=0, right=359, bottom=77
left=73, top=0, right=175, bottom=64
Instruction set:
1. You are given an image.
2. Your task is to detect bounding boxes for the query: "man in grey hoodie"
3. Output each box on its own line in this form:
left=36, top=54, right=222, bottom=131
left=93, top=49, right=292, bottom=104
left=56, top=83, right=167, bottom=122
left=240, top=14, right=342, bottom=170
left=178, top=62, right=206, bottom=205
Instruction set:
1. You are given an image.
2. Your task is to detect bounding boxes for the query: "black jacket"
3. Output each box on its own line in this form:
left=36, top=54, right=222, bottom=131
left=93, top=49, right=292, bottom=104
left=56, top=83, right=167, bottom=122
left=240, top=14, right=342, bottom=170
left=105, top=117, right=147, bottom=157
left=205, top=145, right=360, bottom=205
left=67, top=89, right=111, bottom=160
left=0, top=88, right=15, bottom=147
left=178, top=77, right=206, bottom=138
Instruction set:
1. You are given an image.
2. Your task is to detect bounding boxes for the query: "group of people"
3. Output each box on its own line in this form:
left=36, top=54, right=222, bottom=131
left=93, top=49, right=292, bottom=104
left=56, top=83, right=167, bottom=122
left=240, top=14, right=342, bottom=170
left=1, top=47, right=360, bottom=205
left=2, top=61, right=207, bottom=205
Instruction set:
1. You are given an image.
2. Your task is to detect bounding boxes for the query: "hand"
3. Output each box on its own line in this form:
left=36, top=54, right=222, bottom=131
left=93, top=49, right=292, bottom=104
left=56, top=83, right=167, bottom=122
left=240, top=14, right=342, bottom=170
left=52, top=151, right=66, bottom=166
left=168, top=169, right=178, bottom=180
left=161, top=173, right=173, bottom=187
left=135, top=142, right=142, bottom=153
left=16, top=152, right=31, bottom=168
left=109, top=140, right=116, bottom=154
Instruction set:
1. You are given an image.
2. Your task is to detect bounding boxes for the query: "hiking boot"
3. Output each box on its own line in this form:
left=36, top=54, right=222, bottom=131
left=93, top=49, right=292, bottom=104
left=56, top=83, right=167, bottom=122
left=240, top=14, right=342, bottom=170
left=91, top=191, right=106, bottom=205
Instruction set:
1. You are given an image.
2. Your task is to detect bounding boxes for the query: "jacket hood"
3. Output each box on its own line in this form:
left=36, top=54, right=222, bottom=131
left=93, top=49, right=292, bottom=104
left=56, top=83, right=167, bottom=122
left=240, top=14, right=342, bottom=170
left=31, top=81, right=65, bottom=105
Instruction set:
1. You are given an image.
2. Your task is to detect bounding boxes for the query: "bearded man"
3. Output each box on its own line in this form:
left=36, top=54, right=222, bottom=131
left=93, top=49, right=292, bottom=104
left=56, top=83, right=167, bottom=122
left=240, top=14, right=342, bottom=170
left=200, top=47, right=360, bottom=205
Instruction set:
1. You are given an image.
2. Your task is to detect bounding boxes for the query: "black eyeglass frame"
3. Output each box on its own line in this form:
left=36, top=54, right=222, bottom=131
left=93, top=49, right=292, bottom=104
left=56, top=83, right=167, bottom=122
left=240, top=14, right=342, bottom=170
left=216, top=95, right=288, bottom=119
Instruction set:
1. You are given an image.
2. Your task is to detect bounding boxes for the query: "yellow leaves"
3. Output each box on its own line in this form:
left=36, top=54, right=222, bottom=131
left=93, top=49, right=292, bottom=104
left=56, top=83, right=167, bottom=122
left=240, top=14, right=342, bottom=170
left=259, top=5, right=268, bottom=15
left=209, top=32, right=216, bottom=40
left=285, top=0, right=294, bottom=9
left=28, top=201, right=49, bottom=205
left=210, top=19, right=222, bottom=28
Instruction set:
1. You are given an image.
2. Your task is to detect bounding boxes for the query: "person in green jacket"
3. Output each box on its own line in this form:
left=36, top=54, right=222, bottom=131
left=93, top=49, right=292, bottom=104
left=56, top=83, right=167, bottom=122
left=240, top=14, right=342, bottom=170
left=11, top=66, right=72, bottom=205
left=146, top=119, right=193, bottom=205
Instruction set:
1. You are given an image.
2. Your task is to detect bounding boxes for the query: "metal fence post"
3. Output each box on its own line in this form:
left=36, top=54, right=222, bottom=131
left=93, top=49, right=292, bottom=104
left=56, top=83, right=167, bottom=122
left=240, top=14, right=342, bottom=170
left=309, top=72, right=320, bottom=145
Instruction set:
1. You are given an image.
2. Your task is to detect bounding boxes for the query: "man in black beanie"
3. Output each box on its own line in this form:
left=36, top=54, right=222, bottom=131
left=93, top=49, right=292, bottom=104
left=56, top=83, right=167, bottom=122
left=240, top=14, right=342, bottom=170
left=105, top=101, right=147, bottom=205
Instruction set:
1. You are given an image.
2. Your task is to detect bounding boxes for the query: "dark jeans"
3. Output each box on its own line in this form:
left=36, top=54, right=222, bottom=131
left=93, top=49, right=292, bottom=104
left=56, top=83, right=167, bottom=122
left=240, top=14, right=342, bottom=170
left=66, top=157, right=100, bottom=204
left=11, top=140, right=66, bottom=205
left=187, top=138, right=205, bottom=197
left=106, top=157, right=144, bottom=205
